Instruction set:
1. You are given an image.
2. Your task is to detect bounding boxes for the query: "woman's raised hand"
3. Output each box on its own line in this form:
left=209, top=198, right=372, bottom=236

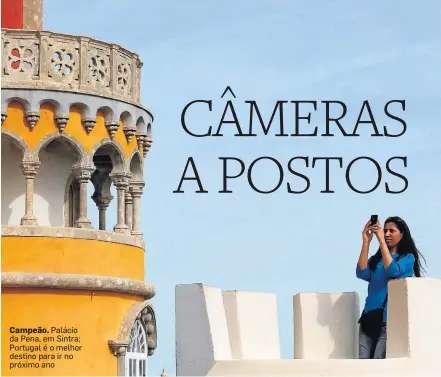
left=362, top=220, right=373, bottom=243
left=369, top=218, right=385, bottom=243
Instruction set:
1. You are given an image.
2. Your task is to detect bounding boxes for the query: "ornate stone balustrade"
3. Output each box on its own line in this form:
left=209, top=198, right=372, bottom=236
left=1, top=28, right=142, bottom=105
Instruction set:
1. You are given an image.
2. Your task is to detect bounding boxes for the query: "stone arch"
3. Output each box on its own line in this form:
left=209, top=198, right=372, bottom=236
left=3, top=96, right=32, bottom=113
left=69, top=102, right=92, bottom=120
left=39, top=98, right=62, bottom=113
left=88, top=140, right=128, bottom=231
left=97, top=106, right=114, bottom=123
left=109, top=301, right=157, bottom=357
left=39, top=99, right=68, bottom=130
left=1, top=131, right=30, bottom=225
left=33, top=133, right=87, bottom=165
left=136, top=116, right=146, bottom=133
left=33, top=133, right=86, bottom=227
left=120, top=110, right=133, bottom=127
left=129, top=150, right=143, bottom=181
left=89, top=139, right=127, bottom=173
left=1, top=129, right=32, bottom=160
left=63, top=170, right=81, bottom=227
left=146, top=122, right=152, bottom=138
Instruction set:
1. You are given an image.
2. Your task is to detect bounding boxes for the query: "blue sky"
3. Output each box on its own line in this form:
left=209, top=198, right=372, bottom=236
left=44, top=0, right=441, bottom=374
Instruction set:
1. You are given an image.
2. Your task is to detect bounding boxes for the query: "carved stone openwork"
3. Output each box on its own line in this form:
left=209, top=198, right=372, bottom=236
left=48, top=41, right=79, bottom=84
left=3, top=35, right=40, bottom=80
left=116, top=58, right=132, bottom=97
left=88, top=46, right=111, bottom=89
left=2, top=29, right=143, bottom=105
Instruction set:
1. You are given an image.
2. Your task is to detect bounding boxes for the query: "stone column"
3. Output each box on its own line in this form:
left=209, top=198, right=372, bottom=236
left=108, top=341, right=130, bottom=377
left=20, top=160, right=41, bottom=225
left=125, top=190, right=133, bottom=231
left=130, top=181, right=144, bottom=237
left=93, top=194, right=113, bottom=231
left=110, top=173, right=130, bottom=234
left=73, top=165, right=94, bottom=228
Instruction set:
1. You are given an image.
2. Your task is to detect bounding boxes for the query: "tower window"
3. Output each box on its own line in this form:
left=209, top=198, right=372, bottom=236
left=125, top=319, right=148, bottom=376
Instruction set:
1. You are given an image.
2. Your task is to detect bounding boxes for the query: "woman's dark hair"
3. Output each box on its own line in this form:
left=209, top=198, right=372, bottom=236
left=368, top=216, right=427, bottom=276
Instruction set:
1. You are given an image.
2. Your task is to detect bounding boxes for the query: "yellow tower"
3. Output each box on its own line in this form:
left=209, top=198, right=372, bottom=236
left=1, top=1, right=156, bottom=376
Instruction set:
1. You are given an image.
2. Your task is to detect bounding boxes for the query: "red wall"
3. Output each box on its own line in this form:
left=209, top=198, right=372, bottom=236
left=2, top=0, right=24, bottom=29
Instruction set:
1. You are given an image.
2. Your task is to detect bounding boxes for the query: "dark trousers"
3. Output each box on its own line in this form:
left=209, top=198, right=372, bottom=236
left=358, top=324, right=387, bottom=359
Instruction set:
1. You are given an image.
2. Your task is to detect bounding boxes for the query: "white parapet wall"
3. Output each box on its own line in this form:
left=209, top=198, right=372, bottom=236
left=175, top=284, right=232, bottom=376
left=222, top=290, right=280, bottom=360
left=293, top=292, right=360, bottom=359
left=175, top=284, right=281, bottom=376
left=175, top=278, right=441, bottom=377
left=386, top=277, right=441, bottom=360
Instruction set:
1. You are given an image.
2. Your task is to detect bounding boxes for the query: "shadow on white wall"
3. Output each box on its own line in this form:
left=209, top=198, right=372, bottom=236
left=175, top=278, right=441, bottom=376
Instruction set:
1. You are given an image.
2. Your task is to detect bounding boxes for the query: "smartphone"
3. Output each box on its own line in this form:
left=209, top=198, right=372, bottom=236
left=370, top=215, right=378, bottom=225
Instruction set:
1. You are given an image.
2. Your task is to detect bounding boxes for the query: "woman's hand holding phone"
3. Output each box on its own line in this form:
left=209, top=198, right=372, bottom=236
left=362, top=220, right=373, bottom=243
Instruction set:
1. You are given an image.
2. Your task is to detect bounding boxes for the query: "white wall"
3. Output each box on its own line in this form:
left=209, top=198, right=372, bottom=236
left=175, top=284, right=232, bottom=376
left=1, top=137, right=25, bottom=225
left=223, top=290, right=280, bottom=360
left=293, top=292, right=359, bottom=359
left=175, top=279, right=441, bottom=377
left=387, top=278, right=441, bottom=359
left=34, top=140, right=76, bottom=226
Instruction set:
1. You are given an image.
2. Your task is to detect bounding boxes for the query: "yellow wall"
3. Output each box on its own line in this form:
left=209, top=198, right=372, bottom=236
left=2, top=102, right=149, bottom=376
left=2, top=288, right=143, bottom=376
left=2, top=102, right=139, bottom=158
left=2, top=236, right=144, bottom=281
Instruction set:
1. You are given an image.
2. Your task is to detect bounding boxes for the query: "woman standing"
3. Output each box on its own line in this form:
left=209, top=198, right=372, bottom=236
left=356, top=216, right=426, bottom=359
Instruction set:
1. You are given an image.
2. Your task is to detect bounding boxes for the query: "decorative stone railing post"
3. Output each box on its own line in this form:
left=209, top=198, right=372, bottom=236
left=125, top=190, right=133, bottom=231
left=110, top=173, right=130, bottom=234
left=130, top=181, right=144, bottom=237
left=20, top=160, right=41, bottom=225
left=72, top=165, right=95, bottom=228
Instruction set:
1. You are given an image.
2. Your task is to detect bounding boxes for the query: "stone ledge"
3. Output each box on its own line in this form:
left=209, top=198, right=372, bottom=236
left=205, top=358, right=440, bottom=376
left=1, top=225, right=144, bottom=249
left=2, top=272, right=155, bottom=299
